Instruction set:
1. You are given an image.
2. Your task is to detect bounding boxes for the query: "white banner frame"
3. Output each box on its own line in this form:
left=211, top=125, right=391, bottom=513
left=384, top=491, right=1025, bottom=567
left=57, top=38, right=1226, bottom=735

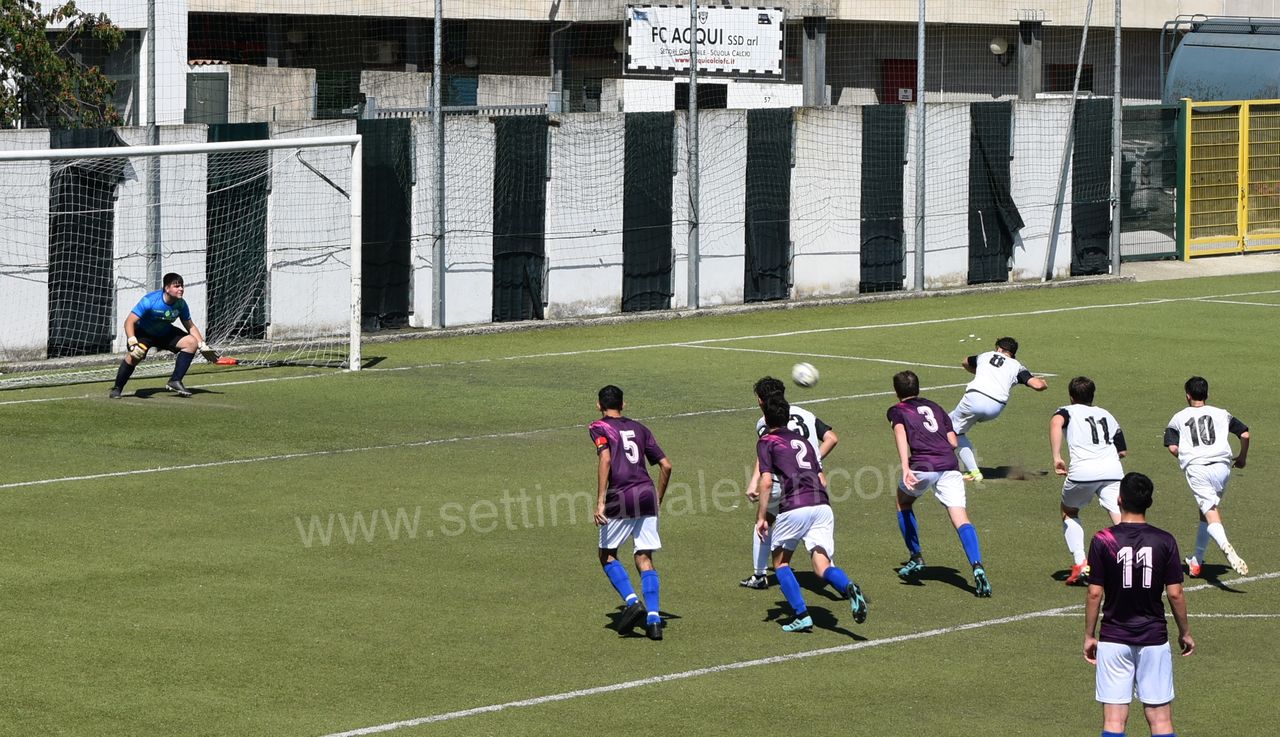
left=624, top=5, right=786, bottom=78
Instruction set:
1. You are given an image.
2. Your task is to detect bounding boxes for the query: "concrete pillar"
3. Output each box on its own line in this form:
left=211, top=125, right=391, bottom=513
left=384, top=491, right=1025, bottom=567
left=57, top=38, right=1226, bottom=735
left=1018, top=21, right=1044, bottom=101
left=802, top=17, right=827, bottom=106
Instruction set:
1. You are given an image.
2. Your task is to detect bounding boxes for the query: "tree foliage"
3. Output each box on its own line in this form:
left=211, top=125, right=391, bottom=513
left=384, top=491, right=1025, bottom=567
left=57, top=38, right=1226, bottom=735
left=0, top=0, right=125, bottom=129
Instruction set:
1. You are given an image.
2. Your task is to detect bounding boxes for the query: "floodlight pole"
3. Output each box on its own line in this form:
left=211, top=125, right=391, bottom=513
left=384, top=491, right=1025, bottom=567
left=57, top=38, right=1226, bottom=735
left=432, top=0, right=447, bottom=327
left=687, top=0, right=700, bottom=310
left=1044, top=0, right=1094, bottom=281
left=1110, top=0, right=1123, bottom=276
left=914, top=0, right=926, bottom=291
left=146, top=0, right=161, bottom=289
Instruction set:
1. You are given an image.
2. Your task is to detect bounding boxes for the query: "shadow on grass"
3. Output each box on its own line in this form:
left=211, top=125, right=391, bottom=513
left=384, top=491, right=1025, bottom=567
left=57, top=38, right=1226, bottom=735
left=762, top=602, right=864, bottom=639
left=133, top=384, right=219, bottom=399
left=604, top=605, right=682, bottom=638
left=896, top=564, right=976, bottom=595
left=978, top=465, right=1050, bottom=481
left=1196, top=563, right=1250, bottom=593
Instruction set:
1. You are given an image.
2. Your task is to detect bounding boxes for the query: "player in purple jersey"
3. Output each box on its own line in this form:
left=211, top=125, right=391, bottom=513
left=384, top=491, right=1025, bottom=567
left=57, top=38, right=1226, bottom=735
left=1085, top=472, right=1194, bottom=737
left=887, top=371, right=991, bottom=597
left=740, top=375, right=839, bottom=590
left=590, top=385, right=672, bottom=641
left=755, top=393, right=867, bottom=632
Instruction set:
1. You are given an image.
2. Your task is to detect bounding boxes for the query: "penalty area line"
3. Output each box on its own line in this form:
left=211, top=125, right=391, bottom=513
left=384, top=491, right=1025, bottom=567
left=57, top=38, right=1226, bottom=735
left=316, top=572, right=1280, bottom=737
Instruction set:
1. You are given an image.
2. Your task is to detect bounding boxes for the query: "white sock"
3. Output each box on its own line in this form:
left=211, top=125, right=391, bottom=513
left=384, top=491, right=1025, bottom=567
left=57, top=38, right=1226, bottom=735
left=1206, top=522, right=1230, bottom=554
left=1063, top=517, right=1086, bottom=565
left=1194, top=522, right=1211, bottom=561
left=752, top=529, right=769, bottom=575
left=956, top=435, right=978, bottom=472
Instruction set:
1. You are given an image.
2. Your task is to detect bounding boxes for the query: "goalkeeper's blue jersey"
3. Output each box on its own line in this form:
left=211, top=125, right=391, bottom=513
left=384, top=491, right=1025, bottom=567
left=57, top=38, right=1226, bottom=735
left=131, top=290, right=190, bottom=336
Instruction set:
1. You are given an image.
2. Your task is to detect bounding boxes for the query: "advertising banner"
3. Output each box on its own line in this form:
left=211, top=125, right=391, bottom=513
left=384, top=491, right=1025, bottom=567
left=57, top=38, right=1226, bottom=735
left=625, top=5, right=785, bottom=78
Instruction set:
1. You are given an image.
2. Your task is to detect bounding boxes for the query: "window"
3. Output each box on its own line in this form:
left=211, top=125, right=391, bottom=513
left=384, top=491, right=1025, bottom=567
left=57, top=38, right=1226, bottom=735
left=1045, top=63, right=1093, bottom=93
left=56, top=29, right=141, bottom=125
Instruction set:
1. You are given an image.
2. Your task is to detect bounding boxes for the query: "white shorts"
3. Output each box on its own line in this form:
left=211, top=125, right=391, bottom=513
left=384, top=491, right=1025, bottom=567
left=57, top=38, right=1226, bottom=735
left=599, top=516, right=661, bottom=552
left=1185, top=463, right=1231, bottom=514
left=771, top=504, right=836, bottom=557
left=1062, top=479, right=1121, bottom=516
left=900, top=470, right=967, bottom=509
left=949, top=392, right=1006, bottom=435
left=1095, top=641, right=1174, bottom=705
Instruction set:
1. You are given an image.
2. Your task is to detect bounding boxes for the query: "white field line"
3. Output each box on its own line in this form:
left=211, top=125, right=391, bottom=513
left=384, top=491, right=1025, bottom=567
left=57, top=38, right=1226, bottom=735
left=315, top=571, right=1280, bottom=737
left=0, top=383, right=971, bottom=491
left=1042, top=612, right=1280, bottom=619
left=3, top=287, right=1277, bottom=409
left=1195, top=299, right=1280, bottom=307
left=679, top=344, right=964, bottom=370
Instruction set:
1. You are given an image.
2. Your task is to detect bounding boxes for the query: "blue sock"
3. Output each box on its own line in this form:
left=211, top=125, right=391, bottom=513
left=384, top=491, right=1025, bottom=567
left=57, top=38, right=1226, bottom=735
left=641, top=570, right=661, bottom=624
left=957, top=523, right=983, bottom=566
left=1101, top=732, right=1126, bottom=737
left=898, top=509, right=921, bottom=555
left=775, top=566, right=808, bottom=617
left=822, top=565, right=851, bottom=594
left=602, top=560, right=638, bottom=605
left=1151, top=733, right=1174, bottom=737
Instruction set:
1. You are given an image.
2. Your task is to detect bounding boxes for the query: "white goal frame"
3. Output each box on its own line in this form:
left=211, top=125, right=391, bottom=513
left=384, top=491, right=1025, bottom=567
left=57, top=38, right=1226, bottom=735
left=0, top=133, right=363, bottom=376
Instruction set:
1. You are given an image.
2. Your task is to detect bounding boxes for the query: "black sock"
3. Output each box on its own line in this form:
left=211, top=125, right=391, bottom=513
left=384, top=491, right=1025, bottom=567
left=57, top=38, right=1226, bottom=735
left=113, top=360, right=136, bottom=389
left=171, top=351, right=194, bottom=382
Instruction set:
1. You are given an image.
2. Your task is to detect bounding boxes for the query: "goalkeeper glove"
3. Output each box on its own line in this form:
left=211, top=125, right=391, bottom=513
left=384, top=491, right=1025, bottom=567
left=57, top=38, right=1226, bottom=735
left=127, top=336, right=149, bottom=362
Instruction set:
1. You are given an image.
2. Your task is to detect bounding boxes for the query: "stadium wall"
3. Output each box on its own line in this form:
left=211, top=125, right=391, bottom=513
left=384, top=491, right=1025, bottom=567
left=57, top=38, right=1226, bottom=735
left=2, top=98, right=1092, bottom=354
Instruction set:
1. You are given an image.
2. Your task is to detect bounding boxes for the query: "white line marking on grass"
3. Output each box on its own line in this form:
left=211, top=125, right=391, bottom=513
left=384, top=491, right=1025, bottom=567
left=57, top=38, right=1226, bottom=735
left=0, top=371, right=334, bottom=407
left=0, top=382, right=971, bottom=490
left=678, top=345, right=964, bottom=370
left=316, top=571, right=1280, bottom=737
left=1195, top=299, right=1280, bottom=307
left=1041, top=612, right=1280, bottom=619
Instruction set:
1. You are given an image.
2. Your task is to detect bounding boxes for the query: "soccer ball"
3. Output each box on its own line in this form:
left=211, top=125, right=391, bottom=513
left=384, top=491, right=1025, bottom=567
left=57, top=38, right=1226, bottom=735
left=791, top=362, right=819, bottom=388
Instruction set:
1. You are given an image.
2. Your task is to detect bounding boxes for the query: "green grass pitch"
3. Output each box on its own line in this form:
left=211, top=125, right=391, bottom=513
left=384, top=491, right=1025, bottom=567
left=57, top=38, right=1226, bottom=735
left=2, top=273, right=1277, bottom=736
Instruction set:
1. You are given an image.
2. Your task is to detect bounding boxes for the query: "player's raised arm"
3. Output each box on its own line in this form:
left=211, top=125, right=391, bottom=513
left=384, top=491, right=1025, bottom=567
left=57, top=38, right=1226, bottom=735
left=1018, top=368, right=1048, bottom=391
left=961, top=355, right=977, bottom=374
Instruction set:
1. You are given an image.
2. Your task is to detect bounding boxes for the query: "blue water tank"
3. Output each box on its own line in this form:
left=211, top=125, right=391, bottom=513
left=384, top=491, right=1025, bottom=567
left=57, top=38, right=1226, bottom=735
left=1163, top=17, right=1280, bottom=103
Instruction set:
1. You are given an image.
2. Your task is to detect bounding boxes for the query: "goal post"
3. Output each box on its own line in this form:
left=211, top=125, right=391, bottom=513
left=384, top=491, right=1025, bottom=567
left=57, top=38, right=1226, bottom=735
left=0, top=133, right=362, bottom=389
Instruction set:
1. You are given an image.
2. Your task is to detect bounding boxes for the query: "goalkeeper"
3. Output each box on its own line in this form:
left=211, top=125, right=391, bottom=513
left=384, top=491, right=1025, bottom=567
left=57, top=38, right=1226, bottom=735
left=109, top=272, right=210, bottom=399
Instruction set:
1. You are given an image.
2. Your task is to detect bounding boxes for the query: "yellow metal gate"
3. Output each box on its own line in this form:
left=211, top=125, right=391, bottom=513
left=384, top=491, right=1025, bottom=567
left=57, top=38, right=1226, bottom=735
left=1181, top=98, right=1280, bottom=259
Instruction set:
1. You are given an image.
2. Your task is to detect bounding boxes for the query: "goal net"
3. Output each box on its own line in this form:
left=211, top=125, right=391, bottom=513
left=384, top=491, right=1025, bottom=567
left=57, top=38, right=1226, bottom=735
left=0, top=134, right=362, bottom=390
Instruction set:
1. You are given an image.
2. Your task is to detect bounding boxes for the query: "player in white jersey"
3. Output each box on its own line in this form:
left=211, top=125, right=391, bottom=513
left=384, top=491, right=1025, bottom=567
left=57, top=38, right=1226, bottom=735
left=1050, top=377, right=1127, bottom=585
left=1165, top=376, right=1250, bottom=576
left=949, top=336, right=1048, bottom=482
left=740, top=376, right=838, bottom=589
